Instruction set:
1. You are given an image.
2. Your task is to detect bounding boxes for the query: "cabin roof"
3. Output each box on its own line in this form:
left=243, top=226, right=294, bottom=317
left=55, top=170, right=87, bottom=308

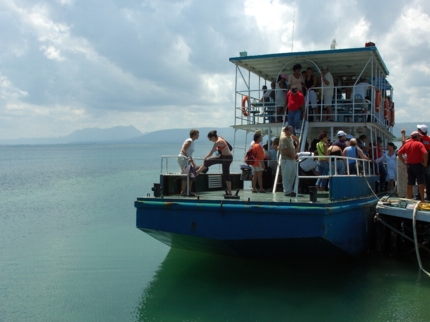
left=229, top=47, right=390, bottom=82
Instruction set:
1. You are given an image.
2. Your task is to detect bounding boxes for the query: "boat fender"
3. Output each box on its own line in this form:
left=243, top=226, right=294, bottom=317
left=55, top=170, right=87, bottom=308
left=389, top=102, right=395, bottom=126
left=241, top=95, right=249, bottom=116
left=383, top=98, right=390, bottom=120
left=375, top=90, right=381, bottom=112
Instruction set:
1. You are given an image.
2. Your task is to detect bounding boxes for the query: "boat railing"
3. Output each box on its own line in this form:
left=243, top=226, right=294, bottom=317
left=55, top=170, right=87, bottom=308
left=293, top=154, right=376, bottom=196
left=235, top=84, right=392, bottom=131
left=160, top=155, right=245, bottom=177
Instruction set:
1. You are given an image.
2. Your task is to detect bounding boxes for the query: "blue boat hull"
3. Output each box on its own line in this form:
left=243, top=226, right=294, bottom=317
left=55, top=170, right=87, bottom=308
left=135, top=197, right=377, bottom=258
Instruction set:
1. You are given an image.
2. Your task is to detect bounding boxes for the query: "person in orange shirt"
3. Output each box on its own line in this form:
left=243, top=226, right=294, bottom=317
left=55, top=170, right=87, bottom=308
left=251, top=132, right=266, bottom=193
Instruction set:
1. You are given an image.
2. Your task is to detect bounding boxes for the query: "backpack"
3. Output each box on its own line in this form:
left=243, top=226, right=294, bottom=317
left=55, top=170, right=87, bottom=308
left=245, top=147, right=255, bottom=165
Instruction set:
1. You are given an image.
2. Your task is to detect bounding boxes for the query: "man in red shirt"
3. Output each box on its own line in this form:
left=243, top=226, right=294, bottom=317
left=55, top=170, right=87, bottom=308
left=398, top=131, right=428, bottom=202
left=285, top=85, right=305, bottom=135
left=417, top=124, right=430, bottom=200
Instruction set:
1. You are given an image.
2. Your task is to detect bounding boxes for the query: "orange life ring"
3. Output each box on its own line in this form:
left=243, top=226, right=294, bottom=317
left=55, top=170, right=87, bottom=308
left=241, top=95, right=249, bottom=116
left=375, top=90, right=381, bottom=112
left=389, top=102, right=395, bottom=127
left=383, top=98, right=390, bottom=120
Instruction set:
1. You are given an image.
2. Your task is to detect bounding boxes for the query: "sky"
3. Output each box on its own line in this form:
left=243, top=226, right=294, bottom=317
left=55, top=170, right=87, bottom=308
left=0, top=0, right=429, bottom=139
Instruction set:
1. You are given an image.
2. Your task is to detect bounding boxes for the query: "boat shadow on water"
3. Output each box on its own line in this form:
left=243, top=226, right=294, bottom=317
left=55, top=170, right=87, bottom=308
left=132, top=249, right=430, bottom=321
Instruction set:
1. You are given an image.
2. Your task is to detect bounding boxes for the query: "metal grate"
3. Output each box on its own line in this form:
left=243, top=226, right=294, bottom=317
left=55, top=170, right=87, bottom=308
left=208, top=175, right=223, bottom=188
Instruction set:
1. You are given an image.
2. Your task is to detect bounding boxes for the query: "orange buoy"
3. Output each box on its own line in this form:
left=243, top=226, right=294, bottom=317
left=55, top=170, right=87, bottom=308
left=375, top=90, right=381, bottom=112
left=241, top=95, right=249, bottom=116
left=383, top=97, right=390, bottom=120
left=389, top=102, right=395, bottom=127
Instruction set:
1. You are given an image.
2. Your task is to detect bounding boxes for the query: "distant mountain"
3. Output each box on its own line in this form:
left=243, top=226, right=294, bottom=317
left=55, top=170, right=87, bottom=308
left=392, top=122, right=425, bottom=137
left=0, top=126, right=143, bottom=145
left=1, top=122, right=427, bottom=146
left=129, top=127, right=249, bottom=144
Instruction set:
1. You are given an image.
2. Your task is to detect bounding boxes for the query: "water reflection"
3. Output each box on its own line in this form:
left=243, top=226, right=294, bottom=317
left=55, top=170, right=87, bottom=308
left=133, top=250, right=430, bottom=321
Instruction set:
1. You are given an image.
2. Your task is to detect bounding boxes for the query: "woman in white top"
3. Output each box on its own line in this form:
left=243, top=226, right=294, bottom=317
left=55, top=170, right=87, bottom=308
left=375, top=142, right=397, bottom=191
left=178, top=129, right=200, bottom=196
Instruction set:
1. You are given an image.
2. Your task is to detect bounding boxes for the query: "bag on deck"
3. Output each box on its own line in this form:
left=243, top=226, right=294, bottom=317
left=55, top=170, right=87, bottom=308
left=245, top=148, right=255, bottom=166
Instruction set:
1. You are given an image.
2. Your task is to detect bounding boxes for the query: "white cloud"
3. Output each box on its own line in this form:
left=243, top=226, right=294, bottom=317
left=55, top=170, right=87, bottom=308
left=0, top=0, right=429, bottom=139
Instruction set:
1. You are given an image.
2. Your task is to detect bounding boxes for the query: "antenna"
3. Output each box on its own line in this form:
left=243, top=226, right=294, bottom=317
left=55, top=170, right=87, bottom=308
left=291, top=11, right=295, bottom=52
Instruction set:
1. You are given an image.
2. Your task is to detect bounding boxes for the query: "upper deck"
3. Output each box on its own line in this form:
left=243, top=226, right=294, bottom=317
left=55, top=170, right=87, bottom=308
left=229, top=46, right=395, bottom=147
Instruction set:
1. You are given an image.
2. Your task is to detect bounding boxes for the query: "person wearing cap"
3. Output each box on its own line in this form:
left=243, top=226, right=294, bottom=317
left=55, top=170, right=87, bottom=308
left=320, top=66, right=334, bottom=121
left=417, top=124, right=430, bottom=200
left=375, top=142, right=397, bottom=191
left=285, top=85, right=305, bottom=136
left=280, top=126, right=297, bottom=197
left=398, top=131, right=428, bottom=202
left=332, top=130, right=348, bottom=151
left=275, top=74, right=288, bottom=123
left=370, top=136, right=387, bottom=191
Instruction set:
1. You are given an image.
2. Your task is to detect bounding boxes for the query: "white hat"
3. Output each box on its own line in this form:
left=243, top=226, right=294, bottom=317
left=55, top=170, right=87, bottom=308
left=417, top=124, right=428, bottom=133
left=337, top=130, right=346, bottom=137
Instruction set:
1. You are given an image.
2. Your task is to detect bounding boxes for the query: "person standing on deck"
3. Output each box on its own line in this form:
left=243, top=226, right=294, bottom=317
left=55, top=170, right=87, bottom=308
left=371, top=137, right=387, bottom=191
left=280, top=126, right=297, bottom=197
left=196, top=130, right=233, bottom=197
left=315, top=130, right=329, bottom=191
left=275, top=74, right=288, bottom=123
left=177, top=129, right=199, bottom=197
left=285, top=85, right=305, bottom=136
left=321, top=66, right=334, bottom=121
left=251, top=133, right=266, bottom=193
left=417, top=125, right=430, bottom=200
left=397, top=131, right=428, bottom=202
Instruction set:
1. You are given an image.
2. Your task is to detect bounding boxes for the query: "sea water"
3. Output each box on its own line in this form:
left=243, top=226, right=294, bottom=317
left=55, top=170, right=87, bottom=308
left=0, top=144, right=430, bottom=322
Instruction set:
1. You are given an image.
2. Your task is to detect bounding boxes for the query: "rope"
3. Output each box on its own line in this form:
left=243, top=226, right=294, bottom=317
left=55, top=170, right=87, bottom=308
left=412, top=202, right=430, bottom=277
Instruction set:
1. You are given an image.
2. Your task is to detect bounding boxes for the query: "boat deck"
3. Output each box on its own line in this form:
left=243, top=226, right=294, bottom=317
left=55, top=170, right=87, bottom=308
left=377, top=197, right=430, bottom=223
left=140, top=189, right=347, bottom=204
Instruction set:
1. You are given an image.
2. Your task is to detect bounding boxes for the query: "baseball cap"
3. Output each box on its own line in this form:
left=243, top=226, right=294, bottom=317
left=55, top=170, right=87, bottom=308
left=281, top=74, right=288, bottom=79
left=346, top=134, right=353, bottom=141
left=337, top=130, right=346, bottom=137
left=417, top=124, right=428, bottom=133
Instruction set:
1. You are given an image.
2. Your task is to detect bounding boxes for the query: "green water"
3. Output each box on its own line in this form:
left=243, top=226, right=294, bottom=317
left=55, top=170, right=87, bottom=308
left=0, top=144, right=429, bottom=321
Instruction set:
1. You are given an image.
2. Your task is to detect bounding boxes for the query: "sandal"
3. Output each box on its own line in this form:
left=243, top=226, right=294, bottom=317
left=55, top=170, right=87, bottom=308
left=180, top=193, right=187, bottom=197
left=259, top=190, right=266, bottom=193
left=252, top=190, right=258, bottom=193
left=188, top=192, right=198, bottom=197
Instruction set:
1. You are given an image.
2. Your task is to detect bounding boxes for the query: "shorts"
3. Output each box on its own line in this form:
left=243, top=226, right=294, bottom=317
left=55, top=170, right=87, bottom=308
left=407, top=163, right=425, bottom=185
left=252, top=164, right=263, bottom=174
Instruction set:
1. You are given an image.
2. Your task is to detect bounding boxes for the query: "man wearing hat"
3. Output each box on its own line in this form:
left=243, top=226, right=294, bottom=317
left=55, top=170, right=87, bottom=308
left=285, top=85, right=305, bottom=135
left=417, top=124, right=430, bottom=200
left=332, top=130, right=348, bottom=151
left=321, top=66, right=334, bottom=121
left=398, top=131, right=428, bottom=202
